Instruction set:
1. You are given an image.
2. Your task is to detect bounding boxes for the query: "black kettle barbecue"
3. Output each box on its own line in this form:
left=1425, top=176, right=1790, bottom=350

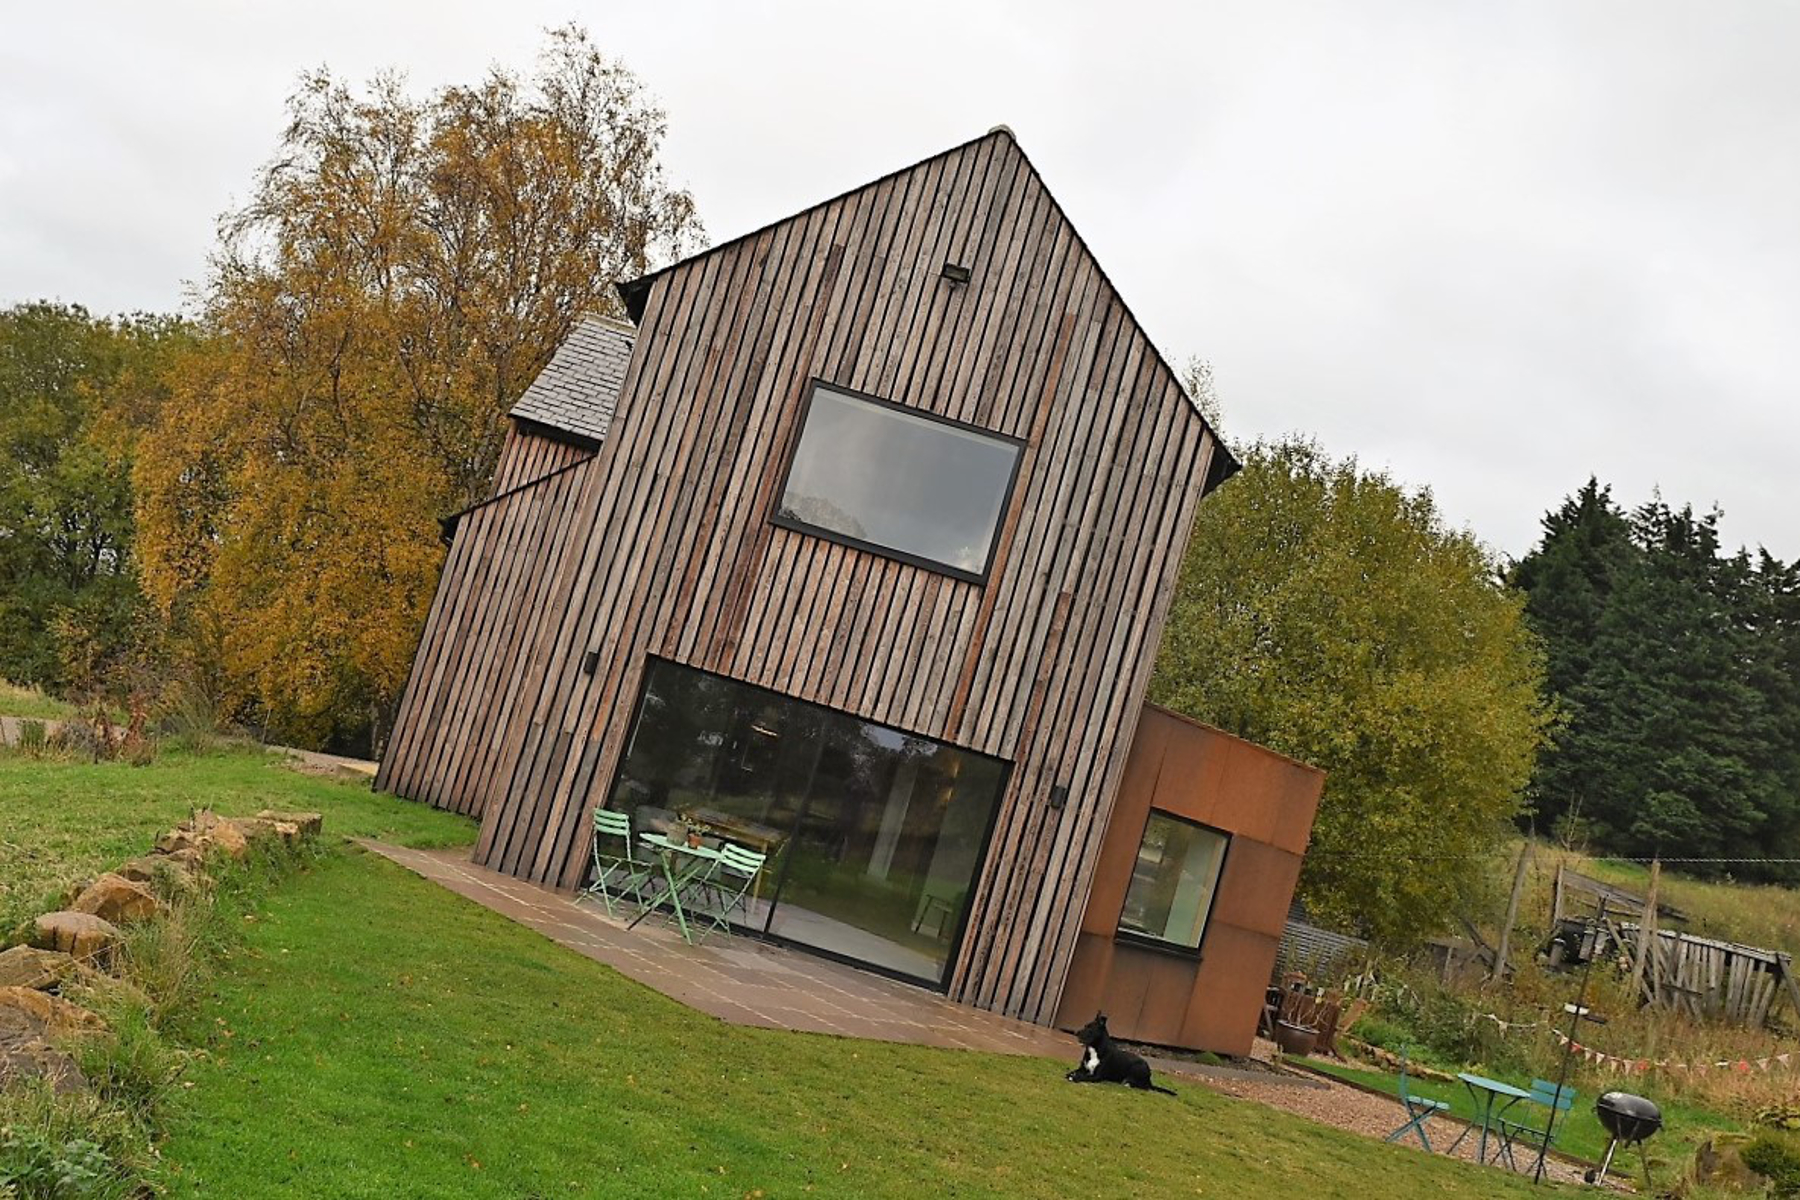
left=1586, top=1092, right=1662, bottom=1186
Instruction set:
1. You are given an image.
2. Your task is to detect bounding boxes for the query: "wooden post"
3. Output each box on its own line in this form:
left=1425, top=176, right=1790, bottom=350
left=1492, top=842, right=1531, bottom=982
left=1631, top=858, right=1660, bottom=1006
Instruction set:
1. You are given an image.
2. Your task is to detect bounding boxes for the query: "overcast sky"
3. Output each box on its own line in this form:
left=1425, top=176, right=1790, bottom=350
left=4, top=1, right=1794, bottom=561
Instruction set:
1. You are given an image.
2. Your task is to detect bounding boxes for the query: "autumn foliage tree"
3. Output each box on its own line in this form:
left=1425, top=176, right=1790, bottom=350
left=135, top=28, right=702, bottom=749
left=1150, top=437, right=1553, bottom=942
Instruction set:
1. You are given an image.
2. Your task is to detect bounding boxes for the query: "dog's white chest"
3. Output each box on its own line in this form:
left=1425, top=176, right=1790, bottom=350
left=1083, top=1047, right=1100, bottom=1072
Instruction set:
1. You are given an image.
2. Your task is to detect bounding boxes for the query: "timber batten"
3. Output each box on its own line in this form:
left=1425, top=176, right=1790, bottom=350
left=379, top=129, right=1231, bottom=1023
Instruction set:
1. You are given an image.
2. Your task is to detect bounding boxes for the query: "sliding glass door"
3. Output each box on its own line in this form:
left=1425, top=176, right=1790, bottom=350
left=603, top=658, right=1008, bottom=986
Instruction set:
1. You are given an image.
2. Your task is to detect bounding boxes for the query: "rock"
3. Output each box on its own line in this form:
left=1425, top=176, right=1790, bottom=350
left=118, top=852, right=207, bottom=895
left=157, top=816, right=247, bottom=861
left=230, top=816, right=300, bottom=845
left=31, top=911, right=120, bottom=963
left=155, top=827, right=208, bottom=856
left=257, top=809, right=323, bottom=838
left=0, top=986, right=106, bottom=1035
left=72, top=872, right=163, bottom=924
left=159, top=846, right=206, bottom=872
left=117, top=853, right=186, bottom=884
left=0, top=945, right=80, bottom=990
left=1693, top=1134, right=1769, bottom=1193
left=189, top=810, right=250, bottom=858
left=0, top=1007, right=86, bottom=1095
left=207, top=819, right=249, bottom=858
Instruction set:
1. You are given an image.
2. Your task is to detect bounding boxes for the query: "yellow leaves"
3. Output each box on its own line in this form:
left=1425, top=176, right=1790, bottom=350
left=1152, top=435, right=1554, bottom=941
left=129, top=27, right=703, bottom=748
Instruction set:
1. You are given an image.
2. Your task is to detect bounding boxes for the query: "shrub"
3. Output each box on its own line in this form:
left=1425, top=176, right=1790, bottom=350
left=1346, top=1013, right=1409, bottom=1052
left=0, top=1085, right=147, bottom=1200
left=1741, top=1131, right=1800, bottom=1197
left=15, top=721, right=47, bottom=755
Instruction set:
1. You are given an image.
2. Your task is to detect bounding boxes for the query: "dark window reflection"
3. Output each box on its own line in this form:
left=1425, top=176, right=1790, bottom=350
left=776, top=384, right=1020, bottom=578
left=606, top=658, right=1009, bottom=984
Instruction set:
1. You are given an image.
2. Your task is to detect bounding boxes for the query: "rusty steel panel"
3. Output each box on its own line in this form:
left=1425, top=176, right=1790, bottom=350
left=1055, top=702, right=1325, bottom=1053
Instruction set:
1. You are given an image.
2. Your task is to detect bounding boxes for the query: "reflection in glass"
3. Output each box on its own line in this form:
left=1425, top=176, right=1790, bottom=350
left=1117, top=813, right=1228, bottom=950
left=604, top=658, right=1009, bottom=985
left=776, top=384, right=1020, bottom=577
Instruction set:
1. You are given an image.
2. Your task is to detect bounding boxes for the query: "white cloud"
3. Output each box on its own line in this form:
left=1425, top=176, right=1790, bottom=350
left=3, top=0, right=1794, bottom=558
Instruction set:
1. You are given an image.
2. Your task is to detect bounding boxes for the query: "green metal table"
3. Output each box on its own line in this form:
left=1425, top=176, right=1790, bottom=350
left=1448, top=1072, right=1534, bottom=1165
left=627, top=832, right=721, bottom=944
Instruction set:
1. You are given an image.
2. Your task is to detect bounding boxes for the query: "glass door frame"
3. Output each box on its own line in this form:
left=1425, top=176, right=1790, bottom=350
left=598, top=654, right=1014, bottom=992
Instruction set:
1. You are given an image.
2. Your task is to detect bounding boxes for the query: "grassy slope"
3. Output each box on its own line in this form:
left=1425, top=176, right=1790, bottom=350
left=156, top=848, right=1563, bottom=1199
left=0, top=680, right=82, bottom=720
left=1560, top=849, right=1800, bottom=962
left=0, top=747, right=475, bottom=935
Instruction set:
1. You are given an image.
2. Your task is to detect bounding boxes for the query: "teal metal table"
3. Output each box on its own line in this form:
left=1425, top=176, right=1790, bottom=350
left=627, top=832, right=721, bottom=944
left=1448, top=1073, right=1534, bottom=1165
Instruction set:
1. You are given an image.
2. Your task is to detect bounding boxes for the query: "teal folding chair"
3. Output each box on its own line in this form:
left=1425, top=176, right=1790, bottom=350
left=1497, top=1079, right=1576, bottom=1173
left=1385, top=1052, right=1452, bottom=1151
left=583, top=808, right=653, bottom=918
left=688, top=843, right=766, bottom=944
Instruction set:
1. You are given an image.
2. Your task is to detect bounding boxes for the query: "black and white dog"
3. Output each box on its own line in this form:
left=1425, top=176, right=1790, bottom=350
left=1064, top=1012, right=1177, bottom=1095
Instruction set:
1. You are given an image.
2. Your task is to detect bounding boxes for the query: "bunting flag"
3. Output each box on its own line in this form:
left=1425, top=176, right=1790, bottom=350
left=1550, top=1029, right=1796, bottom=1076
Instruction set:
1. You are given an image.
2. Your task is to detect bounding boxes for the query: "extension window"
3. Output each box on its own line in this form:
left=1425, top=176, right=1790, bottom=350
left=1117, top=811, right=1229, bottom=952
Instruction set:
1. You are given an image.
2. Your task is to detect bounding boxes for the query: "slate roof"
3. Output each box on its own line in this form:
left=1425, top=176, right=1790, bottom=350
left=508, top=314, right=636, bottom=444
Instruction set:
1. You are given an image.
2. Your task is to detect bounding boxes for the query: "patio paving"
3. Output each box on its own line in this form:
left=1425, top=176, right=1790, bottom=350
left=360, top=840, right=1078, bottom=1060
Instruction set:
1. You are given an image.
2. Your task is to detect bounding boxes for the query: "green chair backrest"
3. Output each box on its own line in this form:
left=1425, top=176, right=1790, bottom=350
left=593, top=808, right=633, bottom=844
left=1529, top=1079, right=1576, bottom=1110
left=716, top=843, right=766, bottom=879
left=1396, top=1051, right=1422, bottom=1099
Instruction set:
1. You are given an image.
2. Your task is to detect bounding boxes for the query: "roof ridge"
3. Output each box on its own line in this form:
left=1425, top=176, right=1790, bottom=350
left=614, top=126, right=1238, bottom=485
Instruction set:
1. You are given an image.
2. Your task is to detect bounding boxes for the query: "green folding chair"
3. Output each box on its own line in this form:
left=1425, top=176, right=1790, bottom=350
left=1385, top=1051, right=1452, bottom=1151
left=688, top=843, right=766, bottom=944
left=1497, top=1078, right=1576, bottom=1173
left=583, top=808, right=653, bottom=918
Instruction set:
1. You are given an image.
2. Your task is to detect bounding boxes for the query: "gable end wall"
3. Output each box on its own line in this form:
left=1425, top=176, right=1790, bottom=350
left=379, top=131, right=1219, bottom=1024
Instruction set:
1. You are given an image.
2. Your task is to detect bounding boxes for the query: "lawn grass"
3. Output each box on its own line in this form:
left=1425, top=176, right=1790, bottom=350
left=1300, top=1056, right=1737, bottom=1181
left=0, top=745, right=475, bottom=937
left=153, top=846, right=1567, bottom=1198
left=0, top=679, right=83, bottom=720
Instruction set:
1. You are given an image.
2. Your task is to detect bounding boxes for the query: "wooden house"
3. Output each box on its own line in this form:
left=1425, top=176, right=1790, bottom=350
left=378, top=128, right=1322, bottom=1046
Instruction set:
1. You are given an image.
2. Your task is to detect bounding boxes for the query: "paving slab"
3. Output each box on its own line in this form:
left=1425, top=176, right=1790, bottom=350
left=360, top=840, right=1077, bottom=1061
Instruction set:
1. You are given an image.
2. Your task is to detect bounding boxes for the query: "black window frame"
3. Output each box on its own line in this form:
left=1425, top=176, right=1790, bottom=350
left=769, top=379, right=1027, bottom=586
left=1112, top=809, right=1232, bottom=961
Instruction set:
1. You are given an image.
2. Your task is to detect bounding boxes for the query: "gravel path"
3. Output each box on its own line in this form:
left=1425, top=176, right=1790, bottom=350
left=1171, top=1061, right=1607, bottom=1189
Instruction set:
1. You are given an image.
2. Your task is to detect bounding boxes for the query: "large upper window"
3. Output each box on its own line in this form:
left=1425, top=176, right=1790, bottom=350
left=1117, top=812, right=1229, bottom=952
left=773, top=382, right=1023, bottom=582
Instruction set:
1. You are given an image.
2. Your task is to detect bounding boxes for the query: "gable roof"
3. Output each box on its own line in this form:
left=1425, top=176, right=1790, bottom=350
left=507, top=313, right=636, bottom=444
left=616, top=127, right=1240, bottom=492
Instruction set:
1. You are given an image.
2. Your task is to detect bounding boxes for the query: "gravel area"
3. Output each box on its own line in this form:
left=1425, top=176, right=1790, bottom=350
left=1169, top=1060, right=1611, bottom=1189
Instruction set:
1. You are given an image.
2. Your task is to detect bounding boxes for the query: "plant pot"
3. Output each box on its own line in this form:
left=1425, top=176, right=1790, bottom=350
left=686, top=831, right=702, bottom=848
left=1273, top=1020, right=1319, bottom=1057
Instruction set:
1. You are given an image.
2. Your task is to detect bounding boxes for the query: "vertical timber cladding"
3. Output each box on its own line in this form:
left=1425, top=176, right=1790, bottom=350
left=489, top=424, right=596, bottom=495
left=375, top=456, right=598, bottom=817
left=466, top=129, right=1221, bottom=1022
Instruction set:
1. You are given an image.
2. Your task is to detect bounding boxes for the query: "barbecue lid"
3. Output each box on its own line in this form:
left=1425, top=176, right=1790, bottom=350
left=1595, top=1091, right=1663, bottom=1142
left=1596, top=1092, right=1661, bottom=1120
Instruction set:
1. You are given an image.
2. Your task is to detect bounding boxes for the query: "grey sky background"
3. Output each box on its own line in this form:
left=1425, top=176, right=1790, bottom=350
left=4, top=1, right=1794, bottom=561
